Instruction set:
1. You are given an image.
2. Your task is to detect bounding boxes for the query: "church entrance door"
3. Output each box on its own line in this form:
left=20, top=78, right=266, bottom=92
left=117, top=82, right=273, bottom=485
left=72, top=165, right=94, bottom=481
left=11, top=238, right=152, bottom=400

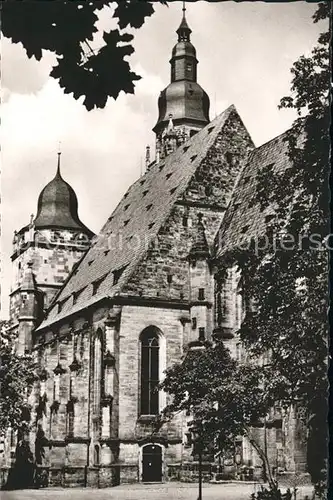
left=142, top=444, right=162, bottom=482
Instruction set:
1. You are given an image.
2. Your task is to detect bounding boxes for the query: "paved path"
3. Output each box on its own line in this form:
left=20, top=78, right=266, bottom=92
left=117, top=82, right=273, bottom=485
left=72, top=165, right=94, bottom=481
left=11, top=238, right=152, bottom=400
left=1, top=482, right=314, bottom=500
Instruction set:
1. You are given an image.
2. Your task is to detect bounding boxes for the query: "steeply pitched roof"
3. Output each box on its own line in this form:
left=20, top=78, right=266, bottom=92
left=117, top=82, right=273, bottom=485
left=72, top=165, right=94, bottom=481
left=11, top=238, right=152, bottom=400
left=214, top=130, right=292, bottom=258
left=37, top=106, right=237, bottom=331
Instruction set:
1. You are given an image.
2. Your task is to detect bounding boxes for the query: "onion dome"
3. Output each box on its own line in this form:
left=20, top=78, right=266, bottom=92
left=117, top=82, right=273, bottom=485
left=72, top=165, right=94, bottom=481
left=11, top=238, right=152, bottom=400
left=34, top=153, right=93, bottom=236
left=153, top=6, right=210, bottom=134
left=154, top=81, right=210, bottom=133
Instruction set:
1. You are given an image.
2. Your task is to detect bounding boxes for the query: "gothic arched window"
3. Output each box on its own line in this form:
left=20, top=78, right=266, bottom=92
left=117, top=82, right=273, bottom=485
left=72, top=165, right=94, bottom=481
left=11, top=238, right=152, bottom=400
left=140, top=328, right=160, bottom=415
left=93, top=330, right=103, bottom=416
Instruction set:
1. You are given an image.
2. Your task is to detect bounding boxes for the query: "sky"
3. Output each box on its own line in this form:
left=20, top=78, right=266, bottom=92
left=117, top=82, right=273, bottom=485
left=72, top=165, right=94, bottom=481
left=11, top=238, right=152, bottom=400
left=0, top=1, right=327, bottom=319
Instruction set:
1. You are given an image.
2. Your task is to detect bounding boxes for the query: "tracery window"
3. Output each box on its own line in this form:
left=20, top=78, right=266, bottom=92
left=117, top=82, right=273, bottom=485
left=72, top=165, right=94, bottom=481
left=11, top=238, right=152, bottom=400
left=93, top=330, right=103, bottom=415
left=235, top=277, right=246, bottom=328
left=140, top=329, right=160, bottom=415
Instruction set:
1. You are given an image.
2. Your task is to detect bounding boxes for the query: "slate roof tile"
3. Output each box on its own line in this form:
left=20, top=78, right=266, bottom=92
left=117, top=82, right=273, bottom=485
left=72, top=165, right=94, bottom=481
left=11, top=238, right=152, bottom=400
left=37, top=106, right=235, bottom=330
left=214, top=130, right=293, bottom=257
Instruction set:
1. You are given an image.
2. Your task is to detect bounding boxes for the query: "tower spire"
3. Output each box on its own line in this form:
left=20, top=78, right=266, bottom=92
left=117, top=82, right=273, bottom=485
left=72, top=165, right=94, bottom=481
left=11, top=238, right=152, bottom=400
left=177, top=1, right=191, bottom=42
left=57, top=152, right=61, bottom=175
left=153, top=0, right=210, bottom=160
left=56, top=143, right=62, bottom=176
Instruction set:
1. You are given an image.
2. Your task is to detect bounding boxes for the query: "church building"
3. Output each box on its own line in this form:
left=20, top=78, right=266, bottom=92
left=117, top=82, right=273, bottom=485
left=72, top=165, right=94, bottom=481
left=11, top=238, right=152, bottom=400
left=1, top=8, right=307, bottom=488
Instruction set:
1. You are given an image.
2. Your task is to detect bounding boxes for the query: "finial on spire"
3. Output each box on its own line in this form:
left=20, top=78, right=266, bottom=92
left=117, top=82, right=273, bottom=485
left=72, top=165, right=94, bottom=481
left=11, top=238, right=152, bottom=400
left=56, top=144, right=62, bottom=176
left=182, top=0, right=186, bottom=15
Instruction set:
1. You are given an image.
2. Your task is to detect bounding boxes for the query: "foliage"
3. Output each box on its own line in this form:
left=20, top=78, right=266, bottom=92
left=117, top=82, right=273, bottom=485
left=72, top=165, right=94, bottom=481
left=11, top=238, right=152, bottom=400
left=159, top=1, right=330, bottom=494
left=1, top=0, right=168, bottom=110
left=0, top=321, right=37, bottom=434
left=227, top=0, right=330, bottom=489
left=161, top=342, right=271, bottom=443
left=159, top=341, right=279, bottom=488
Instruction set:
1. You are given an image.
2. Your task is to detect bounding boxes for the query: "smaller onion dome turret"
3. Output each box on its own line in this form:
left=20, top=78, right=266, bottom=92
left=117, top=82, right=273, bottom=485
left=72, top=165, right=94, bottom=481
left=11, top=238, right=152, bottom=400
left=34, top=153, right=93, bottom=236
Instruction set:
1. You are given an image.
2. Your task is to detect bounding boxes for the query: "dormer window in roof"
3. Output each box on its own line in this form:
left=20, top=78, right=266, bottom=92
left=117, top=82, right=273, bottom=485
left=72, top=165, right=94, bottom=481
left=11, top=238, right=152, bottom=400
left=159, top=164, right=165, bottom=171
left=113, top=265, right=128, bottom=286
left=73, top=288, right=85, bottom=305
left=143, top=190, right=149, bottom=197
left=88, top=259, right=94, bottom=266
left=265, top=214, right=275, bottom=223
left=207, top=126, right=215, bottom=134
left=146, top=204, right=153, bottom=211
left=190, top=154, right=198, bottom=162
left=124, top=204, right=130, bottom=211
left=58, top=299, right=66, bottom=313
left=124, top=219, right=130, bottom=227
left=92, top=274, right=107, bottom=296
left=170, top=187, right=177, bottom=195
left=166, top=173, right=173, bottom=180
left=183, top=146, right=190, bottom=153
left=140, top=179, right=146, bottom=185
left=148, top=222, right=155, bottom=230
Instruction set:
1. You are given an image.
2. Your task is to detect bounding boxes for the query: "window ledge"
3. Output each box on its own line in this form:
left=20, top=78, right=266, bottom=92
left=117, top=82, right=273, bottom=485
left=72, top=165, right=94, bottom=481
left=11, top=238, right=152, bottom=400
left=137, top=415, right=158, bottom=423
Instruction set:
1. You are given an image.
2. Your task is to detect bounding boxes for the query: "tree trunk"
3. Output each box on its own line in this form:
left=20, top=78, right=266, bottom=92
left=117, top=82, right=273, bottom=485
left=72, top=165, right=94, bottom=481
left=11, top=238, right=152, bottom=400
left=244, top=426, right=277, bottom=491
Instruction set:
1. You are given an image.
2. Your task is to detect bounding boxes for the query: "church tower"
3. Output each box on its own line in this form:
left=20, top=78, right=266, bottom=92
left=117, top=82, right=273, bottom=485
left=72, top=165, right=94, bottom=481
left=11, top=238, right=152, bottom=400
left=153, top=4, right=210, bottom=160
left=10, top=153, right=94, bottom=351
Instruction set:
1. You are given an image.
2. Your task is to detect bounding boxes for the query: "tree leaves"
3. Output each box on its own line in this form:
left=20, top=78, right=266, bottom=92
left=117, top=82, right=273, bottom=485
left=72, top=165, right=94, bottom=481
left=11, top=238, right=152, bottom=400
left=160, top=2, right=329, bottom=489
left=160, top=342, right=270, bottom=451
left=0, top=321, right=37, bottom=433
left=1, top=1, right=101, bottom=60
left=1, top=1, right=167, bottom=110
left=51, top=29, right=141, bottom=110
left=113, top=0, right=155, bottom=29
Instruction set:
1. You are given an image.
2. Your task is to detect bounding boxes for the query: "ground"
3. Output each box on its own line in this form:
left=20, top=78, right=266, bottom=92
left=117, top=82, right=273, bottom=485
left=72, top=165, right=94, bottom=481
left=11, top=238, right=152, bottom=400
left=1, top=482, right=314, bottom=500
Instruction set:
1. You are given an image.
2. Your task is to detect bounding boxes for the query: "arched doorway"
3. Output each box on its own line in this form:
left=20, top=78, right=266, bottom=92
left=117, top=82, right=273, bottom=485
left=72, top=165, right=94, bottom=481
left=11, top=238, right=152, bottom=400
left=142, top=444, right=162, bottom=482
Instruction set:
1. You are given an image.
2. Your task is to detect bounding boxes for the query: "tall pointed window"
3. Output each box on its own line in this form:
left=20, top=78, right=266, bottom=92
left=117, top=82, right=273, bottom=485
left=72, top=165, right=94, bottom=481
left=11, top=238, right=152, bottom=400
left=235, top=277, right=246, bottom=329
left=93, top=330, right=103, bottom=416
left=140, top=328, right=160, bottom=415
left=66, top=399, right=75, bottom=437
